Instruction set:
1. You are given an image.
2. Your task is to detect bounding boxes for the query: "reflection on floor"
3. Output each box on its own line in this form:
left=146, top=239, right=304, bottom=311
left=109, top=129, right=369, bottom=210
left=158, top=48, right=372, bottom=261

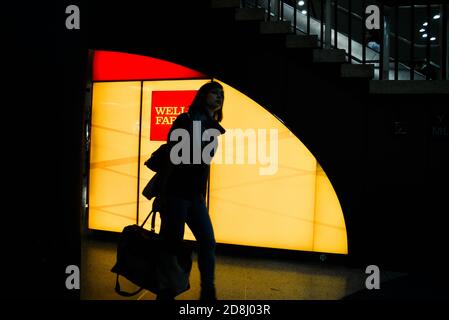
left=81, top=233, right=408, bottom=300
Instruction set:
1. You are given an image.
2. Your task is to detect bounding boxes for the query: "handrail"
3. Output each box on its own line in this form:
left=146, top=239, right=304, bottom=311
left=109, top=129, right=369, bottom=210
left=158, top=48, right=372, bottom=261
left=249, top=0, right=448, bottom=80
left=334, top=2, right=439, bottom=48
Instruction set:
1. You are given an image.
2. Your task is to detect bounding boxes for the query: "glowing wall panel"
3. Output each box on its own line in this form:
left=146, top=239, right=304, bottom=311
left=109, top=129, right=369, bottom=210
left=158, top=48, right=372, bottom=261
left=93, top=51, right=206, bottom=81
left=209, top=82, right=347, bottom=254
left=88, top=82, right=142, bottom=231
left=313, top=164, right=347, bottom=253
left=88, top=51, right=347, bottom=254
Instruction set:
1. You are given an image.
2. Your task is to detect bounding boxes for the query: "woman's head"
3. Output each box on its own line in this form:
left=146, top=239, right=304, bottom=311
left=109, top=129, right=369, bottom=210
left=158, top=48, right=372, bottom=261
left=189, top=81, right=224, bottom=122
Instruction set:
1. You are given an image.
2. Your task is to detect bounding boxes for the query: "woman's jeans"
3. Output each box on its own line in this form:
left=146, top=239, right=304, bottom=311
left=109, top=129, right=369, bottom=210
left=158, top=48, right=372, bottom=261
left=159, top=194, right=216, bottom=289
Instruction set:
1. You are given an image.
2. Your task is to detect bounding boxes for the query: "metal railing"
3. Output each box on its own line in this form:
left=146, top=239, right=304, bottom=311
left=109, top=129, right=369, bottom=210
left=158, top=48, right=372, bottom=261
left=245, top=0, right=448, bottom=80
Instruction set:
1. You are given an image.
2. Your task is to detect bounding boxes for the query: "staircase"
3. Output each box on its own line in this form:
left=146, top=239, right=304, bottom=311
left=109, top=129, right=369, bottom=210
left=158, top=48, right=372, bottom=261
left=205, top=0, right=449, bottom=270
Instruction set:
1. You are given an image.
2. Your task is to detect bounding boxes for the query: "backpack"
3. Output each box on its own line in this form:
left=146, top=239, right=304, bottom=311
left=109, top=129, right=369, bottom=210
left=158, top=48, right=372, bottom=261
left=142, top=144, right=171, bottom=202
left=142, top=112, right=189, bottom=202
left=144, top=143, right=169, bottom=173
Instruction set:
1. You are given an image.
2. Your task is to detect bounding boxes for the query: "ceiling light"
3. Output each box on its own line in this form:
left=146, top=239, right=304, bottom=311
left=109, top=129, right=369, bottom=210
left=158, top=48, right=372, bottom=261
left=430, top=37, right=436, bottom=41
left=301, top=10, right=307, bottom=15
left=423, top=22, right=428, bottom=26
left=298, top=1, right=305, bottom=6
left=433, top=14, right=440, bottom=20
left=422, top=33, right=428, bottom=38
left=419, top=28, right=425, bottom=32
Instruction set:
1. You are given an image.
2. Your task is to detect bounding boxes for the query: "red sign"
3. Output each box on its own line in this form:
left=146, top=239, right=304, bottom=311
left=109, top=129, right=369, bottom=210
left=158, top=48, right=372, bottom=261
left=150, top=90, right=197, bottom=141
left=93, top=51, right=206, bottom=81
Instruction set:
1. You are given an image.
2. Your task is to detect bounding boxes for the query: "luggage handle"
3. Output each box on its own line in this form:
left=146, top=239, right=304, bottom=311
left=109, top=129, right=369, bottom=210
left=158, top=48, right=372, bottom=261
left=140, top=209, right=157, bottom=231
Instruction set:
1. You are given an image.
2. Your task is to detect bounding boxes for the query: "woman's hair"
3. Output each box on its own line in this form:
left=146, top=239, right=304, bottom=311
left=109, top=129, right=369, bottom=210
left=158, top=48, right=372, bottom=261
left=188, top=81, right=224, bottom=122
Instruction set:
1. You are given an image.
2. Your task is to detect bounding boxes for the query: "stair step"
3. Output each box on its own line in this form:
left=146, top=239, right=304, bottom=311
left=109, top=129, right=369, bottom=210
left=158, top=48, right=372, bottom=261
left=235, top=8, right=265, bottom=21
left=286, top=35, right=318, bottom=48
left=370, top=80, right=449, bottom=94
left=341, top=64, right=374, bottom=78
left=313, top=49, right=346, bottom=63
left=260, top=21, right=292, bottom=34
left=211, top=0, right=241, bottom=9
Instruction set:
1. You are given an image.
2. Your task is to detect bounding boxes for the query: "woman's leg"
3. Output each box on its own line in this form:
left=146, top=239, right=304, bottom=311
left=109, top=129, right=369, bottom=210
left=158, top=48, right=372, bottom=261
left=158, top=196, right=191, bottom=299
left=186, top=195, right=216, bottom=298
left=159, top=196, right=190, bottom=249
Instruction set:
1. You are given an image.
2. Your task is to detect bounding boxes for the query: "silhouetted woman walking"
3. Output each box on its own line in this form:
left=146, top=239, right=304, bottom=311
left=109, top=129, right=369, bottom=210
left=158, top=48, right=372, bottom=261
left=157, top=81, right=225, bottom=300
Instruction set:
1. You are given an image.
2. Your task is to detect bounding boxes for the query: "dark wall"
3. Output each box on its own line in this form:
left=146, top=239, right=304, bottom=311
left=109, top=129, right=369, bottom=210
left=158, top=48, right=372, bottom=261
left=8, top=0, right=448, bottom=299
left=362, top=94, right=448, bottom=271
left=9, top=1, right=87, bottom=299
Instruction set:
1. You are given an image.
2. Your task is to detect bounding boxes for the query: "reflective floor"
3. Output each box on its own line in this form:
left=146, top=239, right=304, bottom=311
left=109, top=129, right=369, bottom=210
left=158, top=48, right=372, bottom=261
left=81, top=233, right=407, bottom=300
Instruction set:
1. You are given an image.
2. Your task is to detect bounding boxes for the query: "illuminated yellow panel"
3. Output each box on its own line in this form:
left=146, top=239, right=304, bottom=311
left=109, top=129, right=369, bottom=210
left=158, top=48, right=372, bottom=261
left=313, top=164, right=348, bottom=254
left=89, top=78, right=348, bottom=254
left=88, top=82, right=141, bottom=231
left=209, top=81, right=347, bottom=254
